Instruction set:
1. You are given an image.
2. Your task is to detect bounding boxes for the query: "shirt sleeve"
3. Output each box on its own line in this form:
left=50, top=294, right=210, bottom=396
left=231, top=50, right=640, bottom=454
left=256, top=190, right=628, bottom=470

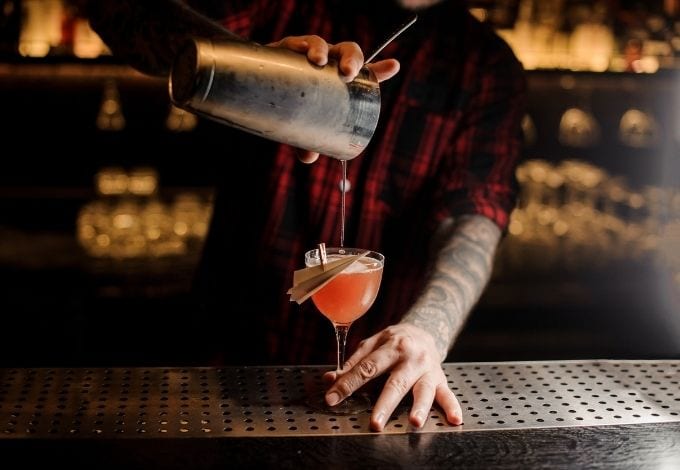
left=210, top=0, right=290, bottom=42
left=438, top=29, right=527, bottom=232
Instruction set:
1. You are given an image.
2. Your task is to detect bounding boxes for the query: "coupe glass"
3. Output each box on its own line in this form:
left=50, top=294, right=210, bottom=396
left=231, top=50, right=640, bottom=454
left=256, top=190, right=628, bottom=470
left=304, top=247, right=384, bottom=414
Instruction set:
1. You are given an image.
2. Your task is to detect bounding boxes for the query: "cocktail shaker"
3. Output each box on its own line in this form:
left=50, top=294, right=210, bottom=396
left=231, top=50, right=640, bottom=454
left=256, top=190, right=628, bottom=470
left=169, top=38, right=381, bottom=160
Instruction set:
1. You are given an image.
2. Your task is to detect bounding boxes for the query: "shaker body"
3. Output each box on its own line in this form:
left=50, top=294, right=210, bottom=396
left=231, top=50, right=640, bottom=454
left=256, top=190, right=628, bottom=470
left=169, top=38, right=381, bottom=160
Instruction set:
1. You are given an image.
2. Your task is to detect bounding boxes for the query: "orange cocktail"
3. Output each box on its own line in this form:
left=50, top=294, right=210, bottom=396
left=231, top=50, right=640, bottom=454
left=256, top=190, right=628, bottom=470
left=311, top=255, right=383, bottom=324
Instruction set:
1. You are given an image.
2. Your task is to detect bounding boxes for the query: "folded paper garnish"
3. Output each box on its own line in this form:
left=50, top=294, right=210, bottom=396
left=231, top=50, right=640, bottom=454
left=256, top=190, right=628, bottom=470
left=287, top=250, right=370, bottom=304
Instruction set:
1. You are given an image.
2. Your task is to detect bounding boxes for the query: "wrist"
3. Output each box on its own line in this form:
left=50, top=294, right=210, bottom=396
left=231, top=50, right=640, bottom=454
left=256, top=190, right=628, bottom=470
left=399, top=316, right=451, bottom=362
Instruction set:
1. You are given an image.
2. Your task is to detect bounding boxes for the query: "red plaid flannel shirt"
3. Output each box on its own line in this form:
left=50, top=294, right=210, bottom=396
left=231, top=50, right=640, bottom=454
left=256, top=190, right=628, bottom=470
left=193, top=0, right=526, bottom=365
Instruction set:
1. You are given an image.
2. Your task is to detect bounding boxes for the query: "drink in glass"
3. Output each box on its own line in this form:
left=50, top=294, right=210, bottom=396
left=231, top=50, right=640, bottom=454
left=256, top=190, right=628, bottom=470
left=304, top=247, right=384, bottom=414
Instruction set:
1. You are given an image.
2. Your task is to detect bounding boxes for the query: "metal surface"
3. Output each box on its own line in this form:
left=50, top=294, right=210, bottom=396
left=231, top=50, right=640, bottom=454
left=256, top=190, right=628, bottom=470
left=1, top=361, right=679, bottom=438
left=170, top=38, right=381, bottom=160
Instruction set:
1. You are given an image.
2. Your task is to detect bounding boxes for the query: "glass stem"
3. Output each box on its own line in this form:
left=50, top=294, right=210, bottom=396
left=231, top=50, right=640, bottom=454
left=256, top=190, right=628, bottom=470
left=334, top=323, right=352, bottom=373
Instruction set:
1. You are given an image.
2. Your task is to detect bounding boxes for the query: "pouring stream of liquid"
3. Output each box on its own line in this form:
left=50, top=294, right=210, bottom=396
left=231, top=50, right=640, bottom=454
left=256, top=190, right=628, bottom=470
left=339, top=14, right=417, bottom=247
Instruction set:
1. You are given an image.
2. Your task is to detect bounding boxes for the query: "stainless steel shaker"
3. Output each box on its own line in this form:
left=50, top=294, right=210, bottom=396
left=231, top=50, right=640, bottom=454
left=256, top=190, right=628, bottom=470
left=169, top=38, right=381, bottom=160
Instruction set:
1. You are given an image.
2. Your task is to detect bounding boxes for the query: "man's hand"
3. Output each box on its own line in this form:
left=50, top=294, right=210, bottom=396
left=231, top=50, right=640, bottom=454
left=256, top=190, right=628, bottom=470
left=323, top=323, right=462, bottom=432
left=268, top=35, right=400, bottom=163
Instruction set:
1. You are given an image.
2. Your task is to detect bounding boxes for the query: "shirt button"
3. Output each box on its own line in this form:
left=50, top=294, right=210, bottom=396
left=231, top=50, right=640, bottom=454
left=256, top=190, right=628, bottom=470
left=339, top=178, right=351, bottom=193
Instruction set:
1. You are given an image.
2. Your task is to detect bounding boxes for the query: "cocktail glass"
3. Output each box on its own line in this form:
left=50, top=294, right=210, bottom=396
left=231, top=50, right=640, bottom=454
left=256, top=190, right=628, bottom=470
left=304, top=247, right=384, bottom=414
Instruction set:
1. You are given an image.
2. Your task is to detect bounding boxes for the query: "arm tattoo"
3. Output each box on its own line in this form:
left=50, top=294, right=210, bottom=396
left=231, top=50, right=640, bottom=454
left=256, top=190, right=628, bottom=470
left=402, top=215, right=502, bottom=360
left=83, top=0, right=241, bottom=76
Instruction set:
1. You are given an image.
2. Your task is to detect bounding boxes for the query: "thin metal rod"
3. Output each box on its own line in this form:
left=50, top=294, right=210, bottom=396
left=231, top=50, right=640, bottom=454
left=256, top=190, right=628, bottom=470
left=364, top=14, right=418, bottom=64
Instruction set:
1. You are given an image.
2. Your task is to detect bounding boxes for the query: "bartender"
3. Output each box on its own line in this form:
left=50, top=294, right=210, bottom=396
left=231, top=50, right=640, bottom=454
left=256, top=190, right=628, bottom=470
left=82, top=0, right=526, bottom=432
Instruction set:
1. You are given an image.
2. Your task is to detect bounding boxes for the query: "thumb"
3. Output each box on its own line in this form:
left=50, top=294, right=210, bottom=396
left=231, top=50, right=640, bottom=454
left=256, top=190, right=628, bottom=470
left=367, top=59, right=400, bottom=83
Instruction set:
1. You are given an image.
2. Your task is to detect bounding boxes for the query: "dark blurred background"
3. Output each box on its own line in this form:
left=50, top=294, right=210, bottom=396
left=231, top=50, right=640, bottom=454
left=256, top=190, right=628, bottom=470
left=0, top=0, right=678, bottom=366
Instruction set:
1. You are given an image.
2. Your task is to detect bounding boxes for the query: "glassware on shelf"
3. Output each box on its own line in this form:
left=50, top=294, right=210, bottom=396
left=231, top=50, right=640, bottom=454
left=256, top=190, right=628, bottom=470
left=18, top=0, right=62, bottom=57
left=558, top=107, right=601, bottom=148
left=502, top=158, right=680, bottom=273
left=77, top=167, right=213, bottom=259
left=96, top=80, right=126, bottom=131
left=166, top=105, right=198, bottom=132
left=619, top=108, right=660, bottom=148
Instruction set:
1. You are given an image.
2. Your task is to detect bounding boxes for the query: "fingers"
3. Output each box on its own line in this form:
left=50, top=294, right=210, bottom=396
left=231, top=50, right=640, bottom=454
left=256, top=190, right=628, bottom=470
left=343, top=333, right=382, bottom=371
left=435, top=382, right=463, bottom=425
left=268, top=35, right=329, bottom=66
left=373, top=373, right=461, bottom=431
left=408, top=376, right=437, bottom=428
left=328, top=44, right=400, bottom=83
left=326, top=331, right=388, bottom=389
left=367, top=59, right=401, bottom=83
left=328, top=41, right=363, bottom=81
left=325, top=352, right=396, bottom=408
left=303, top=35, right=330, bottom=66
left=267, top=36, right=309, bottom=54
left=409, top=372, right=463, bottom=428
left=269, top=37, right=399, bottom=84
left=370, top=365, right=414, bottom=431
left=322, top=370, right=338, bottom=386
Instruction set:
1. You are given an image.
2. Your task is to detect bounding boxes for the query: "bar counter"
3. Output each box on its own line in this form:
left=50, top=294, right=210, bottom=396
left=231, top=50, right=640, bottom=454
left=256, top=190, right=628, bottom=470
left=2, top=361, right=680, bottom=468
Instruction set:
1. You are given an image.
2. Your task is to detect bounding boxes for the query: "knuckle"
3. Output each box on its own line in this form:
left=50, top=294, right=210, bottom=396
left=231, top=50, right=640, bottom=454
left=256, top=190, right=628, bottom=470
left=417, top=378, right=437, bottom=394
left=381, top=326, right=400, bottom=343
left=384, top=325, right=399, bottom=336
left=357, top=359, right=378, bottom=379
left=336, top=380, right=354, bottom=397
left=385, top=375, right=410, bottom=395
left=343, top=41, right=361, bottom=51
left=341, top=357, right=355, bottom=370
left=395, top=334, right=416, bottom=355
left=413, top=350, right=429, bottom=368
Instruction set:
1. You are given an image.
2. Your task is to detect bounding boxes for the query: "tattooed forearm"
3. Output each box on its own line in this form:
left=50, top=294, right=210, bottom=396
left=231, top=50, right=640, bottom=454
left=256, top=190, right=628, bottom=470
left=402, top=215, right=502, bottom=360
left=83, top=0, right=241, bottom=76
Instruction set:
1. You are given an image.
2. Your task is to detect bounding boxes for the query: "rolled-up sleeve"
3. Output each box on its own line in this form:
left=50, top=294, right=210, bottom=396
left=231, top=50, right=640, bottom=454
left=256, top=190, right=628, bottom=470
left=439, top=34, right=527, bottom=232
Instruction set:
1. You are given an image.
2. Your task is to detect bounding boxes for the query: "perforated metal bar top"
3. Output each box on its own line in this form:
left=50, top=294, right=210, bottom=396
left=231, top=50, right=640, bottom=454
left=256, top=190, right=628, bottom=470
left=1, top=361, right=679, bottom=438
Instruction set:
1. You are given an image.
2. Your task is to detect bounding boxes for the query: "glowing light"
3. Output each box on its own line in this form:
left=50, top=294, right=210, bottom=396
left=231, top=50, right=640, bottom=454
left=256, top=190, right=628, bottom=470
left=112, top=214, right=135, bottom=230
left=96, top=234, right=111, bottom=247
left=95, top=167, right=128, bottom=196
left=77, top=168, right=216, bottom=259
left=619, top=109, right=659, bottom=148
left=166, top=105, right=198, bottom=132
left=469, top=8, right=488, bottom=22
left=128, top=168, right=159, bottom=196
left=558, top=108, right=601, bottom=148
left=501, top=159, right=678, bottom=272
left=174, top=222, right=188, bottom=237
left=19, top=0, right=62, bottom=57
left=73, top=19, right=109, bottom=58
left=97, top=81, right=126, bottom=131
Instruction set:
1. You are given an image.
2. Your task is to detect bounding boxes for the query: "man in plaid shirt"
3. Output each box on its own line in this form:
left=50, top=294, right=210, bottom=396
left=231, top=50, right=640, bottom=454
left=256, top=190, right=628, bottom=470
left=87, top=0, right=526, bottom=431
